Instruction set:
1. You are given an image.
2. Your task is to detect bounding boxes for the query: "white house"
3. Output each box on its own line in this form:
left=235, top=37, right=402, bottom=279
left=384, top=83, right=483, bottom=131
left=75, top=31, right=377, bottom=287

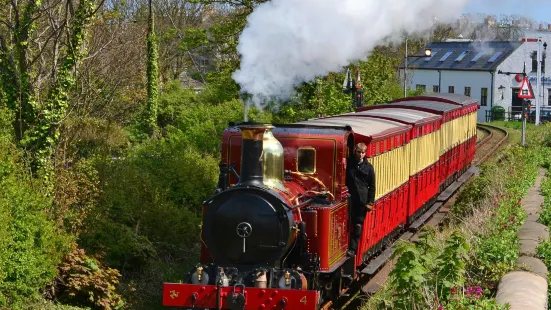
left=401, top=37, right=551, bottom=122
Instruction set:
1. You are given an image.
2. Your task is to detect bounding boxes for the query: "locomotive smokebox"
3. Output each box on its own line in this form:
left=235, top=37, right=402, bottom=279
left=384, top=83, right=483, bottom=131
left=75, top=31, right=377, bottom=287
left=237, top=124, right=285, bottom=191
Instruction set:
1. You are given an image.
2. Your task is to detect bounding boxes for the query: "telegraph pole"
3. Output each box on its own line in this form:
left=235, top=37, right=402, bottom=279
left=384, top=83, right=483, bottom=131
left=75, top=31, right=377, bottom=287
left=522, top=62, right=528, bottom=146
left=536, top=37, right=542, bottom=125
left=404, top=36, right=408, bottom=97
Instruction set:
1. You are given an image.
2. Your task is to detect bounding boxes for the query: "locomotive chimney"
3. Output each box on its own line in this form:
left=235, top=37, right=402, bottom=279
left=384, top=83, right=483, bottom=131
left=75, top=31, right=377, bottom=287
left=237, top=124, right=285, bottom=191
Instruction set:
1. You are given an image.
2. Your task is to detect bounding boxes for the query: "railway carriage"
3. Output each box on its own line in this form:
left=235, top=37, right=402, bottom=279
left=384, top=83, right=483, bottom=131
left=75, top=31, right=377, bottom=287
left=162, top=95, right=479, bottom=310
left=338, top=108, right=443, bottom=224
left=358, top=94, right=478, bottom=191
left=390, top=94, right=479, bottom=187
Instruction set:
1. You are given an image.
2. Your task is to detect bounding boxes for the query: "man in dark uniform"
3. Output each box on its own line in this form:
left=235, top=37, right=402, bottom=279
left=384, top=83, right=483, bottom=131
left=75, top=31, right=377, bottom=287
left=346, top=142, right=376, bottom=257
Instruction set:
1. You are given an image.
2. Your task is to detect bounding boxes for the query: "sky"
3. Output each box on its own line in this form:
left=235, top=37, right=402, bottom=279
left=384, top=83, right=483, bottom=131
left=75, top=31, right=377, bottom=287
left=463, top=0, right=551, bottom=23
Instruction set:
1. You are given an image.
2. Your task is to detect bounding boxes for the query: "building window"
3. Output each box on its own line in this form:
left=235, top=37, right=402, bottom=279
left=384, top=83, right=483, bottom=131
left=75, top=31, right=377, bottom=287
left=481, top=88, right=488, bottom=106
left=416, top=84, right=426, bottom=92
left=548, top=89, right=551, bottom=105
left=531, top=51, right=545, bottom=73
left=465, top=87, right=471, bottom=96
left=448, top=86, right=455, bottom=93
left=433, top=85, right=439, bottom=93
left=297, top=148, right=316, bottom=173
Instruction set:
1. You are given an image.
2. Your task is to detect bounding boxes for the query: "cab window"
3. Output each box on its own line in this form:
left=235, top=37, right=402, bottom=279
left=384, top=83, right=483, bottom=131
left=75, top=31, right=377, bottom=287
left=297, top=148, right=316, bottom=173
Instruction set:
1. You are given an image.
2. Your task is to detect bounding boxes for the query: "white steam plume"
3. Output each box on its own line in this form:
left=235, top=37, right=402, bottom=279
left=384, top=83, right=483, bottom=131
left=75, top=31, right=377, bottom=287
left=233, top=0, right=472, bottom=102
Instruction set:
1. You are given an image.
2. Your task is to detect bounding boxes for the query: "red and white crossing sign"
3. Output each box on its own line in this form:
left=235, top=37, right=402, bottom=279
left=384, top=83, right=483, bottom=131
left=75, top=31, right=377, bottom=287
left=518, top=76, right=534, bottom=99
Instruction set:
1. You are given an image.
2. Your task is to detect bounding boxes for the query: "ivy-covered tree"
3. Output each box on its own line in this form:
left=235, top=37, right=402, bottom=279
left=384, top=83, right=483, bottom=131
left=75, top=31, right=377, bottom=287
left=0, top=0, right=100, bottom=176
left=145, top=0, right=159, bottom=136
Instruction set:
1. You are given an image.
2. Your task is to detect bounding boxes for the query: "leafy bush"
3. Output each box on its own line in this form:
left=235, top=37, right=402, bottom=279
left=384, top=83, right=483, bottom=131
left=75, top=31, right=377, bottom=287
left=389, top=230, right=469, bottom=308
left=442, top=286, right=507, bottom=309
left=54, top=160, right=100, bottom=236
left=56, top=248, right=124, bottom=310
left=79, top=135, right=214, bottom=271
left=538, top=172, right=551, bottom=226
left=0, top=108, right=71, bottom=307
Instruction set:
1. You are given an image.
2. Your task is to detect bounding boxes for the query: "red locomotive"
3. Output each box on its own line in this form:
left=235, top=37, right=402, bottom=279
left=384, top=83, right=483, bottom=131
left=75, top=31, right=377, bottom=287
left=162, top=93, right=479, bottom=309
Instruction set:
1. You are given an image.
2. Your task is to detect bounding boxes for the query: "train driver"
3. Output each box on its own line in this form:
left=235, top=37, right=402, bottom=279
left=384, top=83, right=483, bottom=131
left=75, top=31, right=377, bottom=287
left=346, top=142, right=376, bottom=257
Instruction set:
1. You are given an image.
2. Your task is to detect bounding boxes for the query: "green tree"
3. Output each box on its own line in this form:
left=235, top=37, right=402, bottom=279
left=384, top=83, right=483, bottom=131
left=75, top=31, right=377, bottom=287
left=145, top=0, right=159, bottom=136
left=0, top=0, right=99, bottom=176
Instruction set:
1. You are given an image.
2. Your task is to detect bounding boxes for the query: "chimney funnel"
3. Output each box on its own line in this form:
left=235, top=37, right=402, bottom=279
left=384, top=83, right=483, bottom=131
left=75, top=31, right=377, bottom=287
left=237, top=124, right=284, bottom=190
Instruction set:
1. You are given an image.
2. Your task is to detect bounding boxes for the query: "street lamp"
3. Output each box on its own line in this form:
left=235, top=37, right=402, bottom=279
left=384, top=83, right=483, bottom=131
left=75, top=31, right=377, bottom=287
left=498, top=85, right=505, bottom=100
left=403, top=47, right=433, bottom=97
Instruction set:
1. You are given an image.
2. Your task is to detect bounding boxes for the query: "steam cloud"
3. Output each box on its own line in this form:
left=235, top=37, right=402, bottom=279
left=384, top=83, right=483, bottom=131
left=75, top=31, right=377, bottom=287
left=232, top=0, right=472, bottom=103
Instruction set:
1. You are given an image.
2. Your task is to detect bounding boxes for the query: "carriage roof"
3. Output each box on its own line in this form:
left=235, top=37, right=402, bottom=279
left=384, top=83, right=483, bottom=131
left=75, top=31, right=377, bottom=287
left=342, top=108, right=441, bottom=126
left=295, top=116, right=411, bottom=140
left=391, top=93, right=479, bottom=107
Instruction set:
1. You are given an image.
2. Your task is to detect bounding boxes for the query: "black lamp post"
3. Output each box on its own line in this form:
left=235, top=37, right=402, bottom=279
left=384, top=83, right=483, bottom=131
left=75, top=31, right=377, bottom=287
left=403, top=48, right=433, bottom=97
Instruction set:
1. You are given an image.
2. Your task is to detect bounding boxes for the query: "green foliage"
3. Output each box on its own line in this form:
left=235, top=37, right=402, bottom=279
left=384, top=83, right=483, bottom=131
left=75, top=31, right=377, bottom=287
left=434, top=232, right=469, bottom=299
left=178, top=28, right=209, bottom=51
left=58, top=117, right=129, bottom=161
left=197, top=67, right=241, bottom=105
left=538, top=171, right=551, bottom=226
left=443, top=286, right=507, bottom=310
left=154, top=81, right=271, bottom=153
left=526, top=122, right=551, bottom=148
left=57, top=248, right=124, bottom=309
left=536, top=238, right=551, bottom=268
left=470, top=229, right=520, bottom=284
left=389, top=229, right=469, bottom=309
left=357, top=50, right=409, bottom=105
left=380, top=127, right=544, bottom=309
left=16, top=298, right=90, bottom=310
left=54, top=160, right=100, bottom=236
left=0, top=108, right=71, bottom=307
left=536, top=172, right=551, bottom=304
left=451, top=163, right=496, bottom=219
left=389, top=239, right=429, bottom=309
left=462, top=145, right=537, bottom=287
left=79, top=141, right=215, bottom=270
left=271, top=77, right=352, bottom=124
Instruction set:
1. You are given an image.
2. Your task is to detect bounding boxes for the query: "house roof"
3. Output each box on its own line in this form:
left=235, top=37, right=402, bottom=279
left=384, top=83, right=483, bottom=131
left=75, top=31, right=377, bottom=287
left=401, top=41, right=523, bottom=72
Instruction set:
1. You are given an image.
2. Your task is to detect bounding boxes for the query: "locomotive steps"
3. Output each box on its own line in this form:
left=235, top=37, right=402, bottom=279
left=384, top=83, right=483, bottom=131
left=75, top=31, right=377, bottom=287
left=496, top=167, right=548, bottom=310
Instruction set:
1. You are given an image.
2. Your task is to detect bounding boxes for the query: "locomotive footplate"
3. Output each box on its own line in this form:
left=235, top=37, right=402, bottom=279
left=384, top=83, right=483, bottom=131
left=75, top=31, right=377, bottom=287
left=163, top=283, right=319, bottom=310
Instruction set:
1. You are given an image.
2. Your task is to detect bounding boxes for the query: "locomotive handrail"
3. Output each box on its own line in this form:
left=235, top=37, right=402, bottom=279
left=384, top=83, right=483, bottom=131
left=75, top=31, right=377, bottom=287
left=287, top=171, right=330, bottom=193
left=291, top=198, right=314, bottom=209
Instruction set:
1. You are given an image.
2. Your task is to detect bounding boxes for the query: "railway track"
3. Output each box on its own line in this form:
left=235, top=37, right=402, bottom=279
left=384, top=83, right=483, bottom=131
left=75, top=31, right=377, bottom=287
left=474, top=124, right=509, bottom=165
left=323, top=124, right=509, bottom=310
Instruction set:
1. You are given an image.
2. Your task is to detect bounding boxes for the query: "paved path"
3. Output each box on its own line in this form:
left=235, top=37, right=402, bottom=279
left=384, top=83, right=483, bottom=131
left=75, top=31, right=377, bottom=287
left=496, top=168, right=548, bottom=310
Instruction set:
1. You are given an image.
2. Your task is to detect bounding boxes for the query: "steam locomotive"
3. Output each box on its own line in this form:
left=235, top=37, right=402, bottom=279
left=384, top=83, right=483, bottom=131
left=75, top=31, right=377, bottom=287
left=162, top=93, right=479, bottom=309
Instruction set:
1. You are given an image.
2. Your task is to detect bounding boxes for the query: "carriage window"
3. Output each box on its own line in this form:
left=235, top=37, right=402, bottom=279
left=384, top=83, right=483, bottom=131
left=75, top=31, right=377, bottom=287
left=297, top=148, right=316, bottom=173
